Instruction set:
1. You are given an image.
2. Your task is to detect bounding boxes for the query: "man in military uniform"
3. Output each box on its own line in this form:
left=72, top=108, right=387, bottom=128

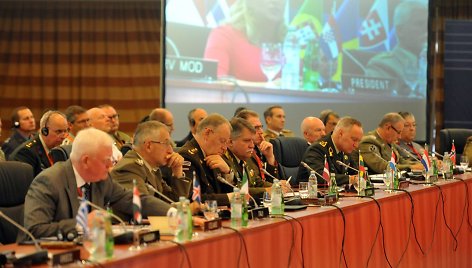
left=263, top=105, right=294, bottom=141
left=10, top=111, right=68, bottom=176
left=236, top=109, right=280, bottom=182
left=397, top=111, right=424, bottom=161
left=365, top=1, right=427, bottom=97
left=222, top=118, right=275, bottom=201
left=110, top=121, right=191, bottom=202
left=320, top=110, right=340, bottom=135
left=176, top=108, right=208, bottom=147
left=62, top=105, right=91, bottom=145
left=300, top=116, right=326, bottom=145
left=359, top=113, right=424, bottom=175
left=2, top=106, right=36, bottom=159
left=99, top=104, right=131, bottom=149
left=178, top=113, right=234, bottom=207
left=298, top=117, right=363, bottom=186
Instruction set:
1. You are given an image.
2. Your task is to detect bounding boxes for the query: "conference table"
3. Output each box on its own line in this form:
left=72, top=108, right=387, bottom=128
left=2, top=174, right=472, bottom=267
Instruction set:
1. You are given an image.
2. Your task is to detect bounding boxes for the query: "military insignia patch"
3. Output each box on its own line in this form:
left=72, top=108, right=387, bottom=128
left=369, top=145, right=377, bottom=152
left=188, top=148, right=198, bottom=155
left=320, top=141, right=327, bottom=147
left=344, top=155, right=348, bottom=160
left=135, top=159, right=144, bottom=166
left=249, top=169, right=254, bottom=177
left=329, top=147, right=334, bottom=157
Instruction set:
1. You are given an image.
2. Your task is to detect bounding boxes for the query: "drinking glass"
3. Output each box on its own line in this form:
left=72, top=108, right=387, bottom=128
left=299, top=182, right=309, bottom=199
left=262, top=192, right=272, bottom=213
left=203, top=200, right=218, bottom=220
left=384, top=170, right=393, bottom=193
left=460, top=155, right=469, bottom=171
left=260, top=43, right=282, bottom=87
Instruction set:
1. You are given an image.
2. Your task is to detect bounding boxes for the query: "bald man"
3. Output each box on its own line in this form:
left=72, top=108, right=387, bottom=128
left=300, top=117, right=326, bottom=145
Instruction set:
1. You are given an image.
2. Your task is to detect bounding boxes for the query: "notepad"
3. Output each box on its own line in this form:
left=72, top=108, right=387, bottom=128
left=148, top=216, right=174, bottom=235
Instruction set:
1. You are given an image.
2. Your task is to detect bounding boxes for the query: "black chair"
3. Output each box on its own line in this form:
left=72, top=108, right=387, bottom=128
left=439, top=128, right=472, bottom=164
left=50, top=144, right=72, bottom=163
left=120, top=143, right=133, bottom=156
left=270, top=137, right=309, bottom=184
left=0, top=161, right=34, bottom=244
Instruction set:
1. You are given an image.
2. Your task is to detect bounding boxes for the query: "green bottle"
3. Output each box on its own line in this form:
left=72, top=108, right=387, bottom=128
left=328, top=173, right=338, bottom=196
left=105, top=208, right=114, bottom=258
left=393, top=170, right=400, bottom=189
left=241, top=193, right=248, bottom=227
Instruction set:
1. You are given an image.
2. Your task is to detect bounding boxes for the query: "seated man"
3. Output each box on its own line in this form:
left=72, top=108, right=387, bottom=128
left=223, top=118, right=273, bottom=200
left=298, top=117, right=363, bottom=186
left=300, top=116, right=326, bottom=145
left=397, top=111, right=424, bottom=161
left=263, top=105, right=294, bottom=141
left=10, top=111, right=68, bottom=176
left=176, top=108, right=208, bottom=147
left=88, top=107, right=122, bottom=164
left=99, top=104, right=132, bottom=149
left=235, top=109, right=280, bottom=181
left=110, top=121, right=191, bottom=202
left=2, top=106, right=36, bottom=159
left=319, top=109, right=340, bottom=135
left=23, top=128, right=172, bottom=239
left=178, top=114, right=234, bottom=206
left=62, top=105, right=90, bottom=145
left=149, top=108, right=177, bottom=147
left=359, top=113, right=424, bottom=174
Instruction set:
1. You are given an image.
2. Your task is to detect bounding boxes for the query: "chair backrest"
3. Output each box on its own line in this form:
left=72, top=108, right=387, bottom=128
left=270, top=137, right=309, bottom=183
left=0, top=161, right=34, bottom=244
left=50, top=144, right=72, bottom=163
left=439, top=128, right=472, bottom=164
left=120, top=143, right=133, bottom=156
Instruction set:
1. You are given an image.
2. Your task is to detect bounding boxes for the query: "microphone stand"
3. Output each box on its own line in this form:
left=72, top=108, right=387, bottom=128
left=146, top=183, right=177, bottom=205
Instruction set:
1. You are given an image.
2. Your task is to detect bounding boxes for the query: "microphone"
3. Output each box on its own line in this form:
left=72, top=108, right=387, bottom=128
left=77, top=197, right=127, bottom=226
left=146, top=183, right=176, bottom=204
left=300, top=161, right=325, bottom=180
left=336, top=160, right=360, bottom=173
left=395, top=145, right=422, bottom=162
left=261, top=168, right=296, bottom=197
left=433, top=151, right=444, bottom=158
left=215, top=174, right=259, bottom=208
left=0, top=211, right=48, bottom=265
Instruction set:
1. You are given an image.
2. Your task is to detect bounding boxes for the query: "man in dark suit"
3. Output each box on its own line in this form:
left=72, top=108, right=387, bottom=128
left=23, top=127, right=172, bottom=239
left=10, top=110, right=68, bottom=176
left=111, top=121, right=191, bottom=202
left=298, top=117, right=364, bottom=186
left=2, top=106, right=36, bottom=159
left=178, top=113, right=234, bottom=206
left=176, top=108, right=208, bottom=147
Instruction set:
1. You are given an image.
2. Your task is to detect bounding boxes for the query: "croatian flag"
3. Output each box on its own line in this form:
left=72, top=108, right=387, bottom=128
left=192, top=171, right=201, bottom=203
left=323, top=156, right=330, bottom=182
left=76, top=199, right=89, bottom=236
left=133, top=180, right=142, bottom=224
left=421, top=147, right=431, bottom=172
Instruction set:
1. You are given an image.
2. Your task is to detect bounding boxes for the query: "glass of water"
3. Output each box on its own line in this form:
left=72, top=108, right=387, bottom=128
left=299, top=182, right=309, bottom=199
left=460, top=155, right=469, bottom=171
left=262, top=192, right=272, bottom=213
left=203, top=200, right=218, bottom=220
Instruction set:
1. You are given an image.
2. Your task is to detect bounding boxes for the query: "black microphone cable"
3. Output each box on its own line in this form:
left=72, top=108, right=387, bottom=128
left=223, top=226, right=251, bottom=268
left=283, top=214, right=305, bottom=268
left=430, top=183, right=460, bottom=251
left=357, top=196, right=384, bottom=268
left=167, top=240, right=192, bottom=268
left=271, top=215, right=296, bottom=268
left=326, top=203, right=348, bottom=268
left=391, top=189, right=414, bottom=267
left=453, top=177, right=472, bottom=231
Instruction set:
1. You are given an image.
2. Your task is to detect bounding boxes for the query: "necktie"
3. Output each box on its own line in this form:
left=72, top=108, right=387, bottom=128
left=407, top=143, right=422, bottom=160
left=81, top=184, right=91, bottom=211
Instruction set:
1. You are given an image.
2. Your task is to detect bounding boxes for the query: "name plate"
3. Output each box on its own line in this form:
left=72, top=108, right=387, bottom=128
left=203, top=218, right=222, bottom=231
left=364, top=187, right=375, bottom=196
left=323, top=193, right=338, bottom=205
left=136, top=230, right=160, bottom=244
left=342, top=75, right=393, bottom=93
left=51, top=248, right=81, bottom=266
left=165, top=56, right=217, bottom=80
left=398, top=181, right=409, bottom=189
left=248, top=207, right=270, bottom=219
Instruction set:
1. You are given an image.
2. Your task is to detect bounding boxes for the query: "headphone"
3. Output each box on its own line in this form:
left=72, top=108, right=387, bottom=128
left=40, top=110, right=64, bottom=137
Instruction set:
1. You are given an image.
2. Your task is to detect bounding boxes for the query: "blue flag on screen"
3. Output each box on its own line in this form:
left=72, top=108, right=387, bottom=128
left=320, top=15, right=340, bottom=60
left=334, top=0, right=360, bottom=43
left=76, top=199, right=89, bottom=236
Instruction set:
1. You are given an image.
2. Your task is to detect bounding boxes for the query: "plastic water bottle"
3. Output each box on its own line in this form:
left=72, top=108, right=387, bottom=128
left=231, top=188, right=242, bottom=228
left=308, top=171, right=318, bottom=198
left=282, top=27, right=301, bottom=90
left=176, top=197, right=192, bottom=242
left=271, top=179, right=284, bottom=215
left=328, top=173, right=338, bottom=196
left=90, top=211, right=107, bottom=261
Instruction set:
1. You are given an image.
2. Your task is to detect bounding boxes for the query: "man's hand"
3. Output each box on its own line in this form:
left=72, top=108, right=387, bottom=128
left=205, top=155, right=230, bottom=174
left=166, top=152, right=184, bottom=177
left=258, top=141, right=276, bottom=165
left=410, top=163, right=425, bottom=171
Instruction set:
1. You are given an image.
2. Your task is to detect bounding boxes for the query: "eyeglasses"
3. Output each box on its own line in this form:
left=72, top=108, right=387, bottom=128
left=149, top=140, right=173, bottom=147
left=253, top=124, right=264, bottom=131
left=390, top=125, right=402, bottom=135
left=108, top=114, right=119, bottom=120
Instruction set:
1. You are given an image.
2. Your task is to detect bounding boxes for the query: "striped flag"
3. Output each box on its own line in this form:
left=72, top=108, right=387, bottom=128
left=322, top=155, right=330, bottom=182
left=192, top=171, right=201, bottom=203
left=359, top=153, right=366, bottom=179
left=389, top=150, right=396, bottom=171
left=133, top=179, right=142, bottom=224
left=76, top=199, right=89, bottom=236
left=240, top=163, right=249, bottom=195
left=450, top=140, right=456, bottom=165
left=421, top=147, right=431, bottom=172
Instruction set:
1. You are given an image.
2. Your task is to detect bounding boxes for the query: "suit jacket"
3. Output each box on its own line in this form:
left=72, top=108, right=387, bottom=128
left=253, top=147, right=280, bottom=182
left=112, top=131, right=132, bottom=150
left=176, top=131, right=194, bottom=147
left=110, top=150, right=191, bottom=202
left=10, top=134, right=50, bottom=177
left=397, top=140, right=424, bottom=161
left=297, top=133, right=357, bottom=186
left=263, top=129, right=294, bottom=141
left=2, top=129, right=29, bottom=159
left=222, top=150, right=272, bottom=200
left=178, top=138, right=233, bottom=206
left=23, top=160, right=171, bottom=239
left=359, top=130, right=418, bottom=174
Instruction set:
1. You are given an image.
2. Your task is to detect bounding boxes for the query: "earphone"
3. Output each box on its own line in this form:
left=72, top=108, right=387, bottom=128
left=40, top=110, right=64, bottom=137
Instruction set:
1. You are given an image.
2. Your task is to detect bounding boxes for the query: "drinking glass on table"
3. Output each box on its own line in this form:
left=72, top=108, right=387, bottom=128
left=262, top=191, right=272, bottom=212
left=260, top=43, right=282, bottom=87
left=460, top=155, right=469, bottom=171
left=299, top=182, right=309, bottom=199
left=384, top=170, right=393, bottom=193
left=203, top=200, right=218, bottom=220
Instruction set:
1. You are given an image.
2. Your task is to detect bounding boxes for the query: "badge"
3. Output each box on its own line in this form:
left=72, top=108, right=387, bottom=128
left=135, top=159, right=144, bottom=166
left=249, top=169, right=255, bottom=177
left=369, top=145, right=377, bottom=152
left=329, top=147, right=334, bottom=157
left=319, top=141, right=327, bottom=147
left=188, top=148, right=198, bottom=155
left=344, top=155, right=348, bottom=160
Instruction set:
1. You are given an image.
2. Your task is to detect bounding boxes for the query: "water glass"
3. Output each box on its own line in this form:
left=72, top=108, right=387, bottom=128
left=384, top=171, right=393, bottom=193
left=299, top=182, right=309, bottom=199
left=262, top=192, right=272, bottom=212
left=203, top=200, right=218, bottom=220
left=460, top=155, right=469, bottom=171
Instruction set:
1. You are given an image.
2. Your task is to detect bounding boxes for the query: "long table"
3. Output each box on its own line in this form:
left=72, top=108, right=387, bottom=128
left=3, top=175, right=472, bottom=267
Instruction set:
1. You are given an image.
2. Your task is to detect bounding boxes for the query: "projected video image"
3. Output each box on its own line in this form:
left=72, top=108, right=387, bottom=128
left=165, top=0, right=428, bottom=103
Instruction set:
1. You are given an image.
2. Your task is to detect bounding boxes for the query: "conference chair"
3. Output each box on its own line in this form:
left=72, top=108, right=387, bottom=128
left=270, top=137, right=309, bottom=185
left=0, top=161, right=34, bottom=244
left=439, top=128, right=472, bottom=164
left=50, top=144, right=72, bottom=163
left=120, top=143, right=133, bottom=156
